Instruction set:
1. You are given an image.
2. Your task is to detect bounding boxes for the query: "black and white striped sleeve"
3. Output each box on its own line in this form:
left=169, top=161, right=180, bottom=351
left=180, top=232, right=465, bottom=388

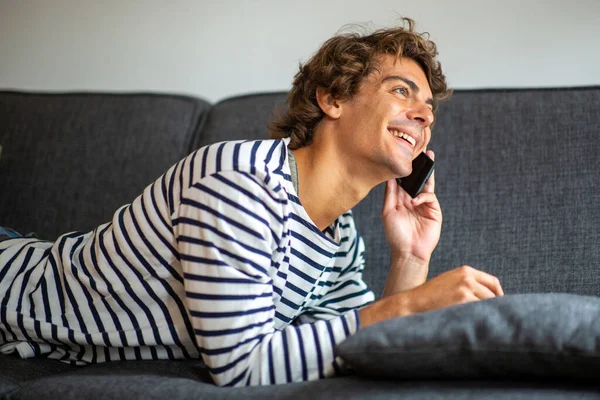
left=172, top=170, right=359, bottom=387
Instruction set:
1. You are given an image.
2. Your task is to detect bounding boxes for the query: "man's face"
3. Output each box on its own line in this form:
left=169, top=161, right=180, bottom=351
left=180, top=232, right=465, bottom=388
left=334, top=54, right=435, bottom=180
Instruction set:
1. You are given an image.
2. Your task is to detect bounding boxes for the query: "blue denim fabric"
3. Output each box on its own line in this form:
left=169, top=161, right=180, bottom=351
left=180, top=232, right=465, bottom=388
left=0, top=226, right=22, bottom=241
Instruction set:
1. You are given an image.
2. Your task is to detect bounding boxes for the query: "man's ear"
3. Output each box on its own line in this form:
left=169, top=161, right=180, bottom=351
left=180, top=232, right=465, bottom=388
left=316, top=87, right=343, bottom=119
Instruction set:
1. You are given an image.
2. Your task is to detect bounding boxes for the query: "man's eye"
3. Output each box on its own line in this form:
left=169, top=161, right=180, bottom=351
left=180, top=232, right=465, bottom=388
left=393, top=87, right=409, bottom=96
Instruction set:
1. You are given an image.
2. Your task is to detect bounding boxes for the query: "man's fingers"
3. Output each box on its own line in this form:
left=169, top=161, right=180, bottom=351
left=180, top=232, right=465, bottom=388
left=471, top=269, right=504, bottom=296
left=384, top=178, right=397, bottom=199
left=426, top=149, right=435, bottom=161
left=382, top=179, right=399, bottom=214
left=470, top=281, right=497, bottom=300
left=411, top=192, right=438, bottom=206
left=423, top=150, right=435, bottom=193
left=423, top=170, right=435, bottom=193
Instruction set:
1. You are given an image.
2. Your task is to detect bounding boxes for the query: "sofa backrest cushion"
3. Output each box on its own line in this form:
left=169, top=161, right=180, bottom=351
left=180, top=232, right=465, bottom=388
left=355, top=88, right=600, bottom=297
left=190, top=92, right=287, bottom=150
left=191, top=91, right=409, bottom=296
left=0, top=92, right=211, bottom=240
left=193, top=87, right=600, bottom=297
left=429, top=87, right=600, bottom=296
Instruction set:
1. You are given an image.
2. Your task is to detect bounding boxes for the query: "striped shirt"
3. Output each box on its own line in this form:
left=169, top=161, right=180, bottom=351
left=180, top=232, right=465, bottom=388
left=0, top=138, right=375, bottom=386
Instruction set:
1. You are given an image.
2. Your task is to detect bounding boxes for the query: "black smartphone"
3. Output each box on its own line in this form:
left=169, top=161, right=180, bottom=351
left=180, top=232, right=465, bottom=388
left=396, top=152, right=435, bottom=198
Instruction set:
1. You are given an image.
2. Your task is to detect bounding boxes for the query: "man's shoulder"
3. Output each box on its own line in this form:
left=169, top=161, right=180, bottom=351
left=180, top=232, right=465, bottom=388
left=191, top=138, right=288, bottom=178
left=180, top=138, right=293, bottom=204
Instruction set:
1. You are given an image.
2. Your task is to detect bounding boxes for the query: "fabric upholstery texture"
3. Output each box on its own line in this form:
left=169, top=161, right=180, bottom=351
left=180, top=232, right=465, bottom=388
left=357, top=88, right=600, bottom=296
left=186, top=88, right=600, bottom=297
left=3, top=356, right=600, bottom=400
left=1, top=87, right=600, bottom=399
left=336, top=293, right=600, bottom=380
left=0, top=92, right=210, bottom=240
left=426, top=88, right=600, bottom=297
left=189, top=92, right=287, bottom=150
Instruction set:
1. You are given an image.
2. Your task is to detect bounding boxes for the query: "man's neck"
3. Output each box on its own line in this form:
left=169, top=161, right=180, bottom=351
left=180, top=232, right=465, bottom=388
left=290, top=128, right=380, bottom=231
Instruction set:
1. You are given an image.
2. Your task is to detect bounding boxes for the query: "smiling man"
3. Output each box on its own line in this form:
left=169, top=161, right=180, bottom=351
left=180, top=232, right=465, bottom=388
left=0, top=18, right=503, bottom=387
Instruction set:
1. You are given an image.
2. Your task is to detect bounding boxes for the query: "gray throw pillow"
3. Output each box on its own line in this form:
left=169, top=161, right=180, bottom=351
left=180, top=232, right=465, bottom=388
left=335, top=293, right=600, bottom=380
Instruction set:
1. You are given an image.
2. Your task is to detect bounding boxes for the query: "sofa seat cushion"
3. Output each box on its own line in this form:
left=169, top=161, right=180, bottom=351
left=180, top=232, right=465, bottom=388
left=11, top=366, right=600, bottom=400
left=0, top=91, right=211, bottom=240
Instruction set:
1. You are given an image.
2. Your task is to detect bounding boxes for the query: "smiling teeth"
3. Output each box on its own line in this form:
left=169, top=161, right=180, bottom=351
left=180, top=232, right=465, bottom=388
left=390, top=130, right=416, bottom=147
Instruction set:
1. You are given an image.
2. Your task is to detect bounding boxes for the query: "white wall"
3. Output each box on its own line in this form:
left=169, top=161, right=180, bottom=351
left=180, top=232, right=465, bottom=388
left=1, top=0, right=599, bottom=103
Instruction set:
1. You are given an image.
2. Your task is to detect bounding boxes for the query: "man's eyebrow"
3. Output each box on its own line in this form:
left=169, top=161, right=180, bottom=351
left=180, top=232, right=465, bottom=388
left=382, top=75, right=434, bottom=108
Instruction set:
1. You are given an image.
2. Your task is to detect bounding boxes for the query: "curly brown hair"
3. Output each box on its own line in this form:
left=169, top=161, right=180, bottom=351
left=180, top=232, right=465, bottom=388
left=269, top=18, right=451, bottom=149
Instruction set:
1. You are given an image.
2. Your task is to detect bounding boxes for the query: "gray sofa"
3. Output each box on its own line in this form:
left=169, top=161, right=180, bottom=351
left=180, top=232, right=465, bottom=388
left=0, top=87, right=599, bottom=399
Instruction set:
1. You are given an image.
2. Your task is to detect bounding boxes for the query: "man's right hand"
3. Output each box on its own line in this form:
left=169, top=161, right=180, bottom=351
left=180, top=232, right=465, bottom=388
left=358, top=266, right=504, bottom=328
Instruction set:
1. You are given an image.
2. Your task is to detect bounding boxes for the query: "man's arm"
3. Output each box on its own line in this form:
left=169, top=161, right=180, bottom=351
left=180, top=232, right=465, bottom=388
left=360, top=265, right=504, bottom=328
left=382, top=253, right=429, bottom=297
left=174, top=170, right=359, bottom=386
left=380, top=150, right=442, bottom=296
left=369, top=150, right=504, bottom=327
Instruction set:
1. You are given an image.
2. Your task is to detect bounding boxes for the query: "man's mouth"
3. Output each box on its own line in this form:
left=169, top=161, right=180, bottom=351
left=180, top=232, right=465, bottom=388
left=389, top=128, right=416, bottom=148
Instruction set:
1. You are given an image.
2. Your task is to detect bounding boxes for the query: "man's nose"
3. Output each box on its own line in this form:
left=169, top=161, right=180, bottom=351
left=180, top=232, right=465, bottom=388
left=406, top=103, right=434, bottom=128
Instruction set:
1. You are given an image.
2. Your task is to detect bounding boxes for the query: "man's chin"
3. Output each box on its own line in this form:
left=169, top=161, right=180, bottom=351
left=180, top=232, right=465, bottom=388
left=379, top=155, right=412, bottom=181
left=394, top=163, right=413, bottom=179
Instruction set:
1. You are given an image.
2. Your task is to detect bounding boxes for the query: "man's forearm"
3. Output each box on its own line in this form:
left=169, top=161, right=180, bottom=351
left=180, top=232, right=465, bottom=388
left=381, top=254, right=429, bottom=297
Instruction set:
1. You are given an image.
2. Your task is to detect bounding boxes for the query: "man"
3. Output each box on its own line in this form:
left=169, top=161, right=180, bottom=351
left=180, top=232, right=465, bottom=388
left=0, top=18, right=503, bottom=387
